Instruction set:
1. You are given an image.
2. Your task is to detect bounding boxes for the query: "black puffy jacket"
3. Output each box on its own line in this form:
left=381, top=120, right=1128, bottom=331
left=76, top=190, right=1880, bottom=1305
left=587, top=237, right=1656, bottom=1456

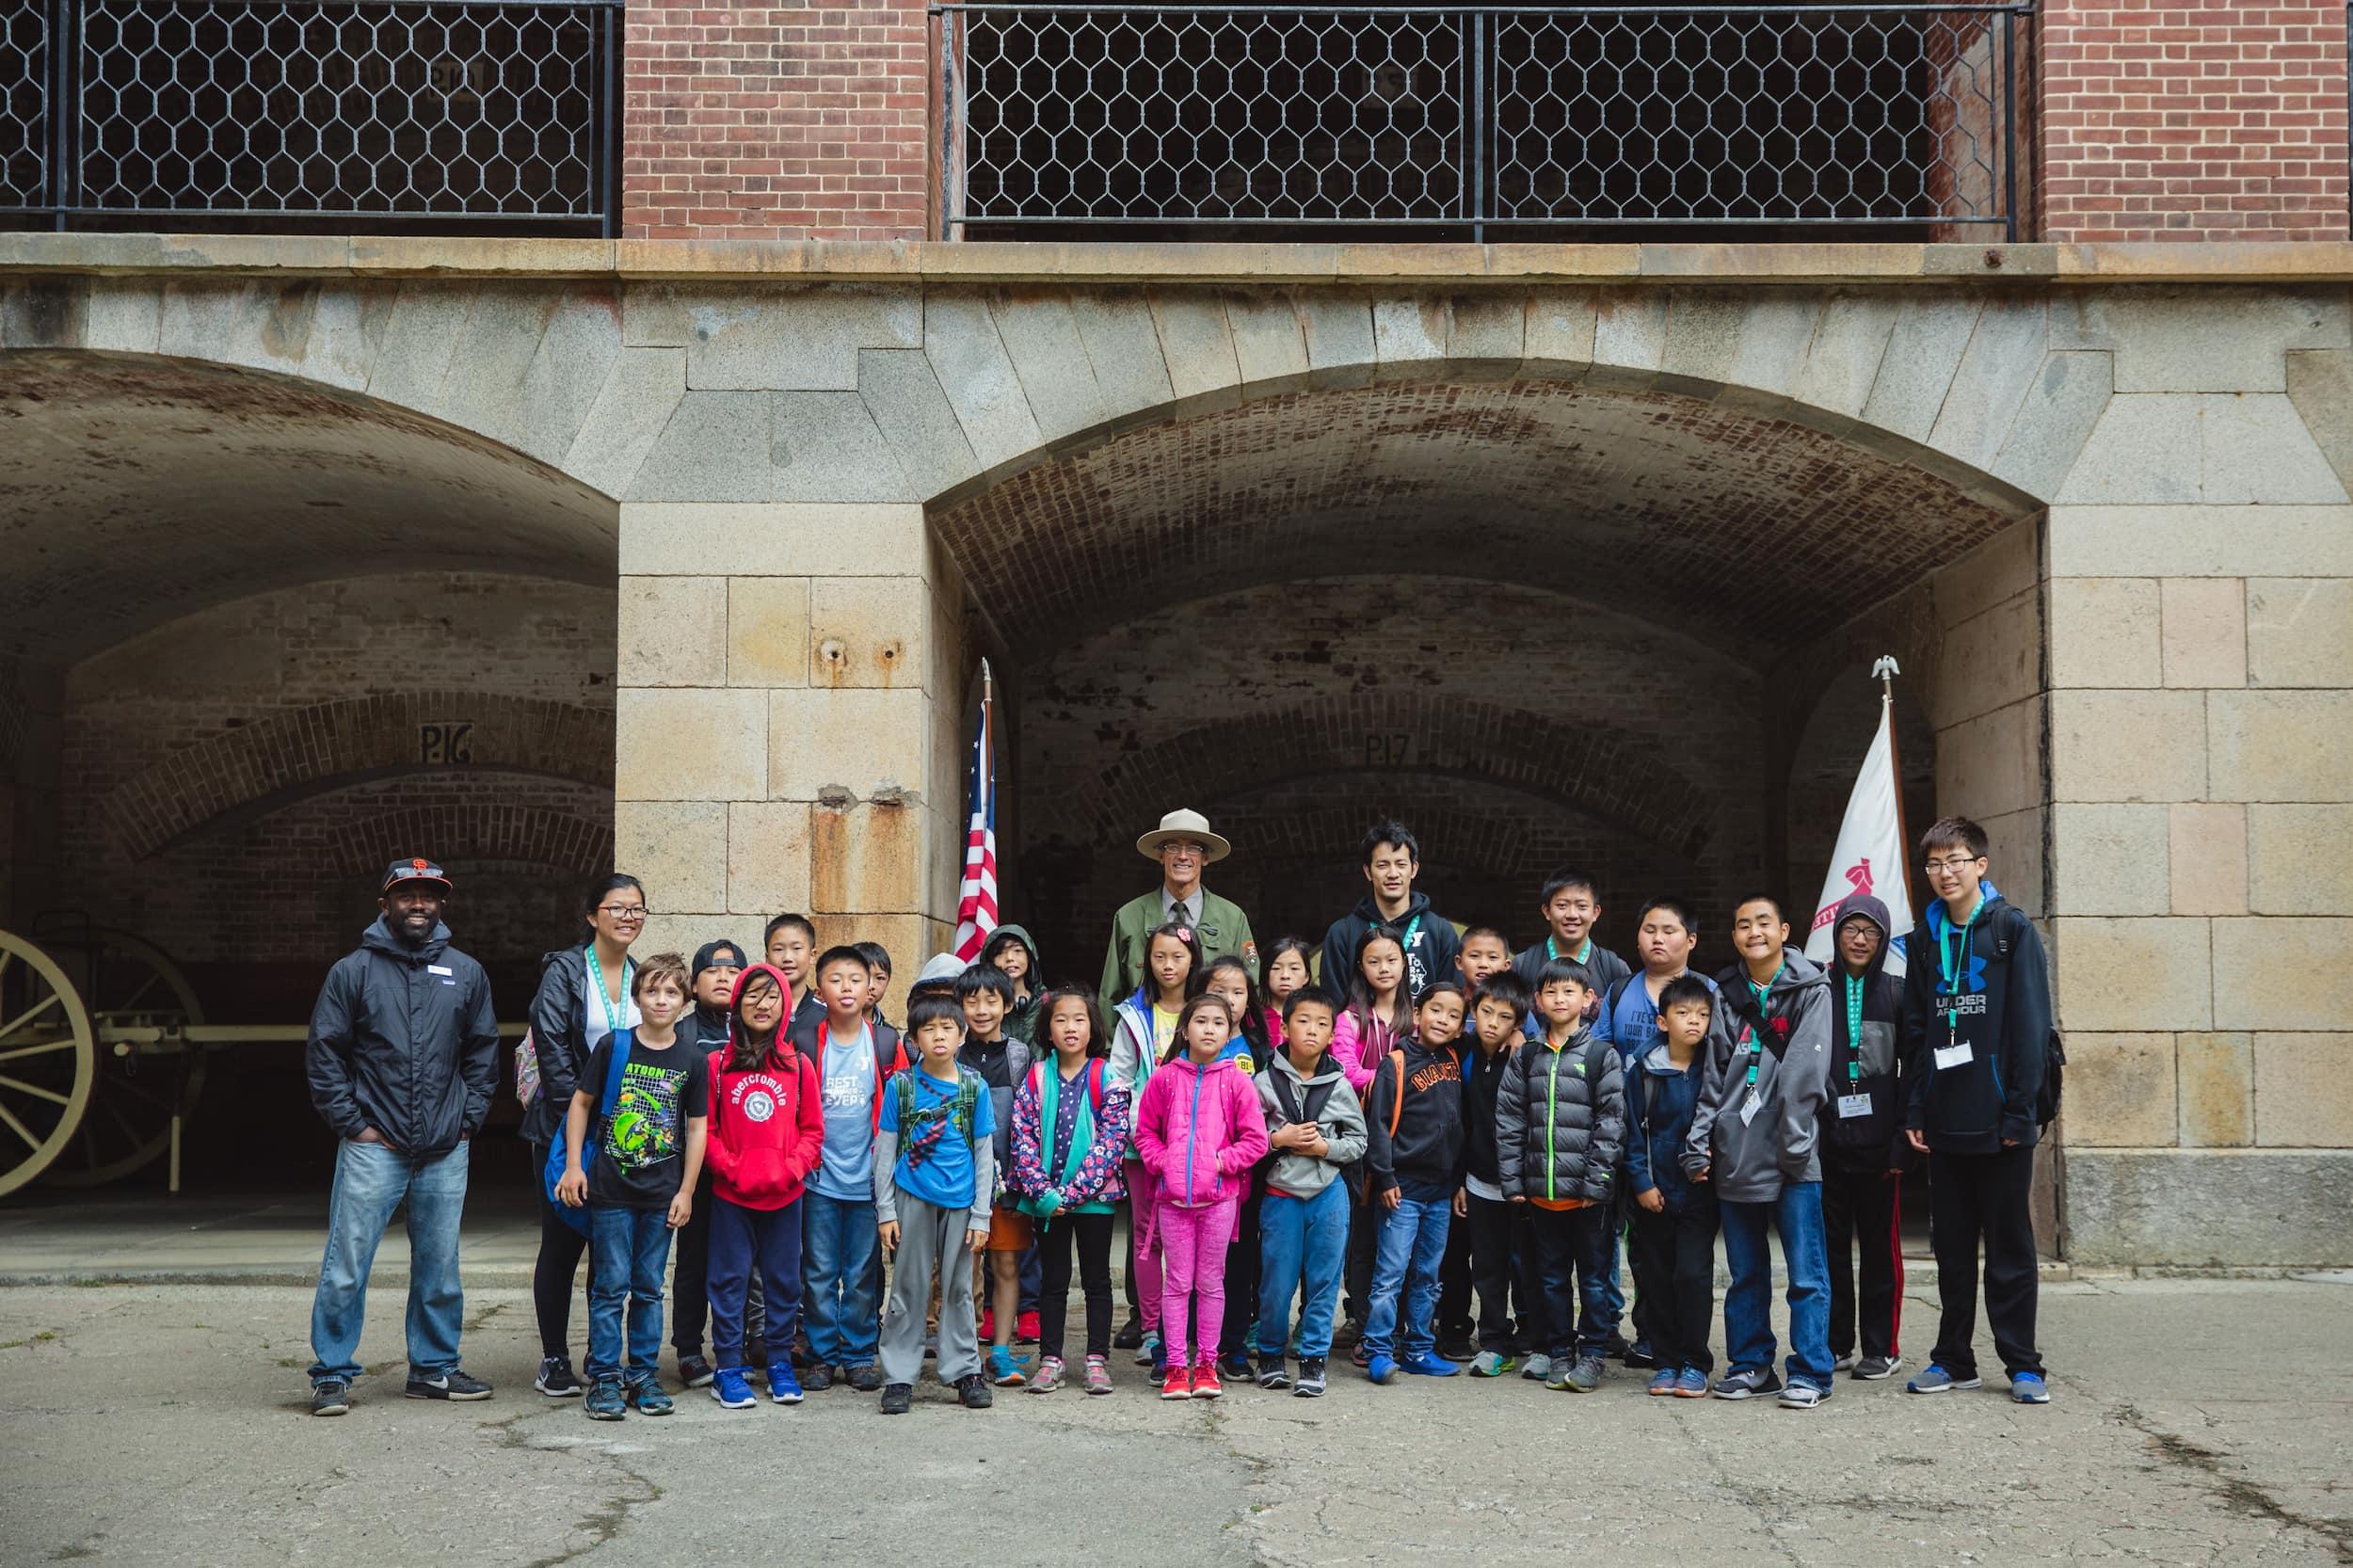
left=305, top=919, right=499, bottom=1158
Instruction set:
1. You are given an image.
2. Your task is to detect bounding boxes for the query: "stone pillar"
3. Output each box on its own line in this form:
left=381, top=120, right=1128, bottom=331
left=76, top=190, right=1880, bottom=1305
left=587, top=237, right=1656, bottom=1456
left=2042, top=288, right=2353, bottom=1266
left=614, top=501, right=967, bottom=981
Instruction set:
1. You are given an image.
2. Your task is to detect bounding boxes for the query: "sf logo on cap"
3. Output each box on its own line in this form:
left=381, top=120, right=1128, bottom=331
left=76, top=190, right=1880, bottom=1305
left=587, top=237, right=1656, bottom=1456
left=411, top=858, right=432, bottom=875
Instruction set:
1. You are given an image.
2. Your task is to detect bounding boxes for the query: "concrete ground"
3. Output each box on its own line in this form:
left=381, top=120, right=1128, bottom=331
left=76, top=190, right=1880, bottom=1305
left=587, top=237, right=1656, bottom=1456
left=4, top=1263, right=2350, bottom=1567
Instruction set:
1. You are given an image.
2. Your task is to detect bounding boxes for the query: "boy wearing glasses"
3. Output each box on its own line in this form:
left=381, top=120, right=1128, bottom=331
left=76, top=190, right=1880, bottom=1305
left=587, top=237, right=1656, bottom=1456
left=1901, top=817, right=2056, bottom=1405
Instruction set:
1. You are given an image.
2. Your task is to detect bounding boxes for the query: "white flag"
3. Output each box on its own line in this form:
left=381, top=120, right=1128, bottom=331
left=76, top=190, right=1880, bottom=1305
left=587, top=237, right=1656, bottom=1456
left=1804, top=693, right=1913, bottom=977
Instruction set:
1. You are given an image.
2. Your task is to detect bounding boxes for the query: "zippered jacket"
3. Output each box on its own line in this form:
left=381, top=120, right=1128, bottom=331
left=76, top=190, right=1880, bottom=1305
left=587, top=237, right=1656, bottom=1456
left=1682, top=953, right=1833, bottom=1202
left=1495, top=1027, right=1624, bottom=1206
left=1132, top=1055, right=1270, bottom=1208
left=1901, top=893, right=2054, bottom=1154
left=1254, top=1050, right=1368, bottom=1199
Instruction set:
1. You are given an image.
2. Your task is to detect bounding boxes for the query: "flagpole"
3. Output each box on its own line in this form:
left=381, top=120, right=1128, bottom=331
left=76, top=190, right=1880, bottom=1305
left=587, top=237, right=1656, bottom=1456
left=1872, top=654, right=1917, bottom=912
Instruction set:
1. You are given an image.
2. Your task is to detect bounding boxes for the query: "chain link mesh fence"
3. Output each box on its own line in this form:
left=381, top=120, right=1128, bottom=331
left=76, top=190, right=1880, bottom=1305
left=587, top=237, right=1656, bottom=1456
left=2, top=0, right=619, bottom=232
left=937, top=3, right=2026, bottom=237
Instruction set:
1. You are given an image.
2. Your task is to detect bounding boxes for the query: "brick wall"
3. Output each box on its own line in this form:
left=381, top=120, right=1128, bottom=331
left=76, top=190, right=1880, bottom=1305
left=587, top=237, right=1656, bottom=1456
left=2041, top=0, right=2351, bottom=242
left=624, top=0, right=931, bottom=240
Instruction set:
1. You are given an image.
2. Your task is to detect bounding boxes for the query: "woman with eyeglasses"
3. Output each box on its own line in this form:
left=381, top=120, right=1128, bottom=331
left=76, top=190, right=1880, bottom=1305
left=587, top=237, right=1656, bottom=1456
left=523, top=873, right=649, bottom=1399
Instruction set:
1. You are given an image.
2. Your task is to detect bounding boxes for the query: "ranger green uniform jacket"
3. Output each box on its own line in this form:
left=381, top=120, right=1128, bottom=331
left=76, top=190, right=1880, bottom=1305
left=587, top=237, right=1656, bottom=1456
left=1099, top=888, right=1257, bottom=1004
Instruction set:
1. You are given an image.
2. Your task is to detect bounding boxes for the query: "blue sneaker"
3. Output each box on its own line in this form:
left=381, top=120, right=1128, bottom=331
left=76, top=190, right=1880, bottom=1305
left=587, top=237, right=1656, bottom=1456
left=711, top=1368, right=758, bottom=1409
left=1366, top=1353, right=1400, bottom=1384
left=1906, top=1363, right=1982, bottom=1395
left=584, top=1377, right=627, bottom=1420
left=767, top=1362, right=804, bottom=1404
left=1674, top=1368, right=1710, bottom=1398
left=1647, top=1368, right=1679, bottom=1397
left=1401, top=1351, right=1460, bottom=1377
left=626, top=1376, right=674, bottom=1416
left=988, top=1345, right=1028, bottom=1387
left=2010, top=1371, right=2052, bottom=1404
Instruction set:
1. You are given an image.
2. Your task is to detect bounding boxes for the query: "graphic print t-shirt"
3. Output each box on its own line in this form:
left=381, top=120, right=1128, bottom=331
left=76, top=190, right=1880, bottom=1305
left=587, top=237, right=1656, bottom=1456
left=879, top=1066, right=995, bottom=1214
left=584, top=1032, right=709, bottom=1210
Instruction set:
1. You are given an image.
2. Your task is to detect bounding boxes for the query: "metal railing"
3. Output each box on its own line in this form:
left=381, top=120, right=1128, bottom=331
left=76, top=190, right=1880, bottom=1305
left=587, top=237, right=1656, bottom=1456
left=935, top=3, right=2028, bottom=238
left=1, top=0, right=620, bottom=233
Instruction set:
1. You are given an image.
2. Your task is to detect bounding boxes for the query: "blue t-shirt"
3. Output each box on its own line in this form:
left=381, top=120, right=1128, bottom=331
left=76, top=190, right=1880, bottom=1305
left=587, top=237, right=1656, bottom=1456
left=1593, top=970, right=1721, bottom=1060
left=879, top=1065, right=995, bottom=1212
left=811, top=1022, right=878, bottom=1202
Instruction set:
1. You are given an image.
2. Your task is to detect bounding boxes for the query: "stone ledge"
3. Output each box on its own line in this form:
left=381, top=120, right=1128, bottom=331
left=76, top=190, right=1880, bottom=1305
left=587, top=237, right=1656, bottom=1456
left=8, top=233, right=2353, bottom=285
left=2066, top=1148, right=2353, bottom=1268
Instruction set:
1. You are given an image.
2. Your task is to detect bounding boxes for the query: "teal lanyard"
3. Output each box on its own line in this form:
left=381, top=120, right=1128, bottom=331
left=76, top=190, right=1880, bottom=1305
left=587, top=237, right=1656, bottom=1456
left=1545, top=936, right=1592, bottom=965
left=585, top=949, right=632, bottom=1039
left=1938, top=903, right=1980, bottom=1034
left=1844, top=973, right=1865, bottom=1084
left=1743, top=963, right=1784, bottom=1085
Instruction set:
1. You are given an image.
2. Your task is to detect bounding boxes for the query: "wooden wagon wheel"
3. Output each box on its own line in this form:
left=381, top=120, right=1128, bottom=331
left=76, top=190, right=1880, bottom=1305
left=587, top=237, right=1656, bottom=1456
left=0, top=929, right=98, bottom=1198
left=39, top=929, right=209, bottom=1189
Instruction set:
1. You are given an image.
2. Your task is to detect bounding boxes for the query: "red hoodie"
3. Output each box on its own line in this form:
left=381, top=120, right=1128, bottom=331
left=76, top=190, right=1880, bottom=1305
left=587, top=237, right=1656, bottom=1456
left=705, top=964, right=824, bottom=1210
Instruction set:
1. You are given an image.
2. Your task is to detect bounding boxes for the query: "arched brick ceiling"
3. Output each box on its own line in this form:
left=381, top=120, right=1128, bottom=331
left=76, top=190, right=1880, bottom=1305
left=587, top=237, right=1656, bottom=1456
left=0, top=351, right=616, bottom=662
left=933, top=378, right=2034, bottom=657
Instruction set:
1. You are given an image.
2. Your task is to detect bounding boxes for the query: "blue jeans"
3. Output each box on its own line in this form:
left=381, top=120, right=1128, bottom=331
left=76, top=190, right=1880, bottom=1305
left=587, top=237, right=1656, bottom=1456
left=586, top=1206, right=673, bottom=1383
left=1363, top=1193, right=1452, bottom=1359
left=1720, top=1181, right=1833, bottom=1388
left=711, top=1196, right=804, bottom=1369
left=801, top=1191, right=880, bottom=1367
left=309, top=1139, right=469, bottom=1384
left=1256, top=1181, right=1349, bottom=1358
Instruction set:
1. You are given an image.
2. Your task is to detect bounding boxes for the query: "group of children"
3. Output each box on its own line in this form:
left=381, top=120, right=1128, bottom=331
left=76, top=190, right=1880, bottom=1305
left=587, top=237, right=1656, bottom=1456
left=551, top=812, right=2055, bottom=1417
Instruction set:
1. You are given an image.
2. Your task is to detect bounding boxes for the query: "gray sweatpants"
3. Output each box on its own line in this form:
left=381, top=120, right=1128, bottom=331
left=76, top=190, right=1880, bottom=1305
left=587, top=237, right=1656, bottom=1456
left=881, top=1195, right=980, bottom=1386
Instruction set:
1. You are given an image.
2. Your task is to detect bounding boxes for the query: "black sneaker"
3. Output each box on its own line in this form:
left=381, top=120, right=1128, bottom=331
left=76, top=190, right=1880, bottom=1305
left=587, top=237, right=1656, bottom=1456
left=801, top=1362, right=835, bottom=1393
left=1112, top=1315, right=1144, bottom=1351
left=1623, top=1341, right=1659, bottom=1369
left=675, top=1353, right=716, bottom=1390
left=1219, top=1352, right=1254, bottom=1382
left=1601, top=1330, right=1632, bottom=1359
left=1294, top=1357, right=1328, bottom=1398
left=1257, top=1357, right=1290, bottom=1391
left=407, top=1368, right=492, bottom=1401
left=879, top=1382, right=913, bottom=1415
left=955, top=1372, right=993, bottom=1409
left=1436, top=1332, right=1479, bottom=1363
left=845, top=1363, right=884, bottom=1393
left=536, top=1356, right=584, bottom=1398
left=311, top=1380, right=351, bottom=1417
left=1711, top=1366, right=1783, bottom=1401
left=1854, top=1354, right=1902, bottom=1381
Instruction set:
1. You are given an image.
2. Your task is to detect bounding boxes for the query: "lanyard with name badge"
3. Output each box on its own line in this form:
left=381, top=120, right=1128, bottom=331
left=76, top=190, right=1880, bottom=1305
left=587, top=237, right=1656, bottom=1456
left=1734, top=963, right=1782, bottom=1125
left=1933, top=904, right=1979, bottom=1071
left=1836, top=972, right=1874, bottom=1119
left=585, top=948, right=633, bottom=1041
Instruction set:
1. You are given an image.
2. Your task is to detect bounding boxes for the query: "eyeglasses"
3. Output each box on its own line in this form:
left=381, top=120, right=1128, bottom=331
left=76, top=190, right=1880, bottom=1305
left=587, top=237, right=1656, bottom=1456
left=598, top=904, right=649, bottom=920
left=1922, top=856, right=1984, bottom=874
left=1161, top=841, right=1206, bottom=857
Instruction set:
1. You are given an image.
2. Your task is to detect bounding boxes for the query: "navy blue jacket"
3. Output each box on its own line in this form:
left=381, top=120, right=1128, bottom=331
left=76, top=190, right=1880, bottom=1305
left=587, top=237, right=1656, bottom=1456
left=1623, top=1039, right=1707, bottom=1214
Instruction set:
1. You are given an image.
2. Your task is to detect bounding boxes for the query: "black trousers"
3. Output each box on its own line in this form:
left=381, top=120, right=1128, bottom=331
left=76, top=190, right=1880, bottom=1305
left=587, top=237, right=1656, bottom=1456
left=1456, top=1192, right=1539, bottom=1353
left=1344, top=1194, right=1378, bottom=1326
left=1037, top=1210, right=1115, bottom=1362
left=1927, top=1145, right=2042, bottom=1379
left=1436, top=1199, right=1476, bottom=1339
left=528, top=1143, right=591, bottom=1360
left=1627, top=1192, right=1719, bottom=1373
left=670, top=1166, right=763, bottom=1357
left=1220, top=1186, right=1264, bottom=1360
left=1822, top=1164, right=1903, bottom=1361
left=1525, top=1203, right=1613, bottom=1360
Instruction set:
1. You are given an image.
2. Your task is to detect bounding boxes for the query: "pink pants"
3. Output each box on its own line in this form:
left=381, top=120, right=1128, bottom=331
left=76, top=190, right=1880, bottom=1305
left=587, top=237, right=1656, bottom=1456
left=1126, top=1159, right=1164, bottom=1333
left=1158, top=1197, right=1241, bottom=1368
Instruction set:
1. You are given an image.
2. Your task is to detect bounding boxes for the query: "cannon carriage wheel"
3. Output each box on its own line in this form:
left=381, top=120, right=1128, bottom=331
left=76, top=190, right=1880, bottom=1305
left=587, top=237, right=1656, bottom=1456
left=40, top=928, right=209, bottom=1190
left=0, top=929, right=98, bottom=1198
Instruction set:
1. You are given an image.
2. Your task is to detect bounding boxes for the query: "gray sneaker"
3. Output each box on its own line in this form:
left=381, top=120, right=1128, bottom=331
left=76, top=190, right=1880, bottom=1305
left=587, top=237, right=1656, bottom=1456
left=1521, top=1352, right=1552, bottom=1383
left=1565, top=1354, right=1605, bottom=1392
left=310, top=1380, right=350, bottom=1417
left=1854, top=1354, right=1901, bottom=1381
left=1711, top=1366, right=1784, bottom=1400
left=1778, top=1380, right=1827, bottom=1409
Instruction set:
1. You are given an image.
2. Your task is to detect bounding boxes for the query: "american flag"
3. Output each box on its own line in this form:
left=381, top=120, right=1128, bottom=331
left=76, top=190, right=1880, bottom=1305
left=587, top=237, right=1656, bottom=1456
left=951, top=661, right=999, bottom=962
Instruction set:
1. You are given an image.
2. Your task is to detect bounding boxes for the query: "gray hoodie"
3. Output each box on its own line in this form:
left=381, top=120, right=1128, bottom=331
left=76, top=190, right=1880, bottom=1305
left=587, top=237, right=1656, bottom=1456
left=1681, top=951, right=1833, bottom=1203
left=1254, top=1048, right=1369, bottom=1200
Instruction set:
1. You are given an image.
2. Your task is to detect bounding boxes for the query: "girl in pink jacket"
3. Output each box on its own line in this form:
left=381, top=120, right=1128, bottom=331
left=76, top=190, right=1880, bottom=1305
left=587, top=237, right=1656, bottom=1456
left=1132, top=994, right=1269, bottom=1400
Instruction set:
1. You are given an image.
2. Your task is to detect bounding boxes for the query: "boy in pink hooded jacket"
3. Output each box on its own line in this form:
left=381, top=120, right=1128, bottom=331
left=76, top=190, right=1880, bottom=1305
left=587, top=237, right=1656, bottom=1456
left=1132, top=996, right=1271, bottom=1397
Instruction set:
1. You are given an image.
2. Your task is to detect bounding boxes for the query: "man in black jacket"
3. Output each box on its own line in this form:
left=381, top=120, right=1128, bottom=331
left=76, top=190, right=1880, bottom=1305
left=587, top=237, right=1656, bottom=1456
left=304, top=858, right=500, bottom=1416
left=1320, top=821, right=1463, bottom=1004
left=1900, top=817, right=2055, bottom=1404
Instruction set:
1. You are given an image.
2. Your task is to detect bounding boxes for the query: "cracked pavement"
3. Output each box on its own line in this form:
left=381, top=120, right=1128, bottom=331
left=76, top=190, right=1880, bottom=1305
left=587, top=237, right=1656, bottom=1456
left=3, top=1273, right=2348, bottom=1567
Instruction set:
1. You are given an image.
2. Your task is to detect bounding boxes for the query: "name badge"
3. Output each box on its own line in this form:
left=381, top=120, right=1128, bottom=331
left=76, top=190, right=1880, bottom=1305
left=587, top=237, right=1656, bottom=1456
left=1934, top=1042, right=1974, bottom=1071
left=1739, top=1090, right=1764, bottom=1126
left=1836, top=1093, right=1873, bottom=1120
left=427, top=964, right=453, bottom=976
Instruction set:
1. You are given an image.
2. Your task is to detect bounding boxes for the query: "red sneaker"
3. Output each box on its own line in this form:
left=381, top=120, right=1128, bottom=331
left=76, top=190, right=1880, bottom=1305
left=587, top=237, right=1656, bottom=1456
left=1160, top=1366, right=1193, bottom=1400
left=1015, top=1310, right=1041, bottom=1345
left=1191, top=1363, right=1224, bottom=1400
left=979, top=1309, right=995, bottom=1342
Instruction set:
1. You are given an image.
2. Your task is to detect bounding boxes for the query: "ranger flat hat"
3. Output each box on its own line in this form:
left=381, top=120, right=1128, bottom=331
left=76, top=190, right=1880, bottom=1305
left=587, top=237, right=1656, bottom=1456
left=1135, top=808, right=1231, bottom=864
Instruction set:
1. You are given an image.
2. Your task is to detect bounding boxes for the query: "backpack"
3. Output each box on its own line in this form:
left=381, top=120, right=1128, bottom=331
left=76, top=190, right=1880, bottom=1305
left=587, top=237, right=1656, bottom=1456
left=1993, top=907, right=2066, bottom=1128
left=541, top=1031, right=632, bottom=1236
left=894, top=1066, right=982, bottom=1148
left=1015, top=1060, right=1109, bottom=1216
left=1376, top=1044, right=1464, bottom=1138
left=514, top=1026, right=541, bottom=1108
left=1266, top=1066, right=1338, bottom=1133
left=1026, top=1058, right=1108, bottom=1115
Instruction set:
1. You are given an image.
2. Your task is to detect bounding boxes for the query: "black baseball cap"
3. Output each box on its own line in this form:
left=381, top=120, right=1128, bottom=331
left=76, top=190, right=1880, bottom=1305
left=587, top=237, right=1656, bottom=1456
left=692, top=939, right=751, bottom=984
left=381, top=856, right=453, bottom=893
